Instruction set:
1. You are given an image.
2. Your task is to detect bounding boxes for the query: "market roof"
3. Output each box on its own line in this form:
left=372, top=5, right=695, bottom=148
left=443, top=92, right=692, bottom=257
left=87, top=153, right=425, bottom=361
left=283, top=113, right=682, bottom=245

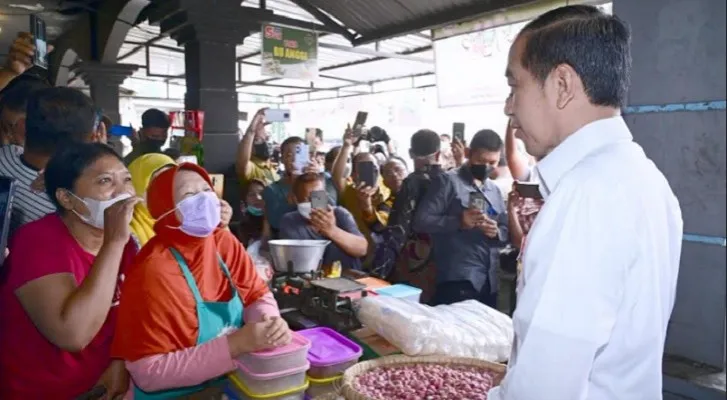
left=89, top=0, right=531, bottom=103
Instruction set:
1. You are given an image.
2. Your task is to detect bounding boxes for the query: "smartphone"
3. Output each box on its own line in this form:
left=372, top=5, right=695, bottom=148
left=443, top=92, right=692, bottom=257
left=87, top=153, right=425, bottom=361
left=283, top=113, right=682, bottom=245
left=453, top=122, right=465, bottom=143
left=109, top=125, right=133, bottom=137
left=305, top=128, right=318, bottom=154
left=292, top=143, right=310, bottom=175
left=30, top=15, right=48, bottom=69
left=514, top=181, right=543, bottom=199
left=0, top=177, right=17, bottom=266
left=311, top=190, right=328, bottom=210
left=356, top=160, right=377, bottom=188
left=264, top=108, right=291, bottom=123
left=353, top=111, right=368, bottom=130
left=468, top=192, right=486, bottom=211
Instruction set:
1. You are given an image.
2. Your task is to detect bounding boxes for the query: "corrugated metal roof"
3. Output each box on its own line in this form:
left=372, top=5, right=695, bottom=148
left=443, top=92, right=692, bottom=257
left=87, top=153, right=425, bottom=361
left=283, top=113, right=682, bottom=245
left=116, top=0, right=437, bottom=99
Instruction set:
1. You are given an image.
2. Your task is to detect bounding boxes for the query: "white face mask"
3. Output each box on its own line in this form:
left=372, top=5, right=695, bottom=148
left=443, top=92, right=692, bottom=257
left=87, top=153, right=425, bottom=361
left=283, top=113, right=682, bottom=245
left=297, top=202, right=312, bottom=219
left=70, top=192, right=132, bottom=229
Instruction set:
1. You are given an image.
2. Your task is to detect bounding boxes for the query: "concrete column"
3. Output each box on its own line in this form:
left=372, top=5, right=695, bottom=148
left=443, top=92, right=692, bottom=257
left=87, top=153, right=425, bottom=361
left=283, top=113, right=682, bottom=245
left=148, top=0, right=270, bottom=216
left=74, top=62, right=139, bottom=155
left=614, top=0, right=726, bottom=369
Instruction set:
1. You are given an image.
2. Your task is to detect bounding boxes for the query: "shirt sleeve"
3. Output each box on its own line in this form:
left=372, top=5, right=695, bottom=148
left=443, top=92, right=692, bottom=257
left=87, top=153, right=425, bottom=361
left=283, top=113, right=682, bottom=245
left=367, top=196, right=392, bottom=232
left=125, top=336, right=236, bottom=392
left=5, top=220, right=68, bottom=292
left=336, top=207, right=364, bottom=237
left=489, top=183, right=631, bottom=400
left=412, top=174, right=459, bottom=234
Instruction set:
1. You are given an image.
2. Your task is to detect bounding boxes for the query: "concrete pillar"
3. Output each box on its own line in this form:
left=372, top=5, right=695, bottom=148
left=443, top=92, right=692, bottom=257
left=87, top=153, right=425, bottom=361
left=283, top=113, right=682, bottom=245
left=74, top=62, right=139, bottom=155
left=148, top=0, right=270, bottom=216
left=614, top=0, right=726, bottom=369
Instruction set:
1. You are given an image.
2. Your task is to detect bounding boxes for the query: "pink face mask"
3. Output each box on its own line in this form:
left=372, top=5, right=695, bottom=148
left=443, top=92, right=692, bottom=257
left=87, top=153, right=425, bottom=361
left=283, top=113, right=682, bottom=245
left=174, top=191, right=221, bottom=237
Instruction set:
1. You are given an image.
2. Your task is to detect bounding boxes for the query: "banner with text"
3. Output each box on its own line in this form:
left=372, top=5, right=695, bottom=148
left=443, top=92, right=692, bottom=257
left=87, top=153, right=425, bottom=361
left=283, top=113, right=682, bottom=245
left=261, top=24, right=318, bottom=80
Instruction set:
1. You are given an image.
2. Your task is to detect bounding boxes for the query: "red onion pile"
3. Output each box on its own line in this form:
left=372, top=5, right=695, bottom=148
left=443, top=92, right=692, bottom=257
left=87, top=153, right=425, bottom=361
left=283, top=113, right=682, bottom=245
left=353, top=363, right=497, bottom=400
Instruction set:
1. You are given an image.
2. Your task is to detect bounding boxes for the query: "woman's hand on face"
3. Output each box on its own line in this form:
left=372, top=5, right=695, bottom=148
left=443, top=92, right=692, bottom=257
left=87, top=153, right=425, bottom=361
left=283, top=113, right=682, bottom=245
left=96, top=360, right=129, bottom=400
left=103, top=197, right=141, bottom=245
left=219, top=199, right=233, bottom=228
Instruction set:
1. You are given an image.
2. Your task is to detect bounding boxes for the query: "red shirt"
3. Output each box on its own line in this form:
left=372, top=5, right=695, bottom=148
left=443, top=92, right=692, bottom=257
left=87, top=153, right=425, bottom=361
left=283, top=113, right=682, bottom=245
left=0, top=213, right=136, bottom=399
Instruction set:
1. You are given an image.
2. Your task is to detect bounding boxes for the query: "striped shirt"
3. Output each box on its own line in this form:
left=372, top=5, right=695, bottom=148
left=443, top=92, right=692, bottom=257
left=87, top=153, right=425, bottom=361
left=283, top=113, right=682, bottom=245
left=0, top=147, right=56, bottom=237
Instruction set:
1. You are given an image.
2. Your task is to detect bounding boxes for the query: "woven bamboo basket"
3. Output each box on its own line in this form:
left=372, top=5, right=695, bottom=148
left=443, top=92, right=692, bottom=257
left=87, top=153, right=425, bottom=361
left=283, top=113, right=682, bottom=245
left=339, top=355, right=506, bottom=400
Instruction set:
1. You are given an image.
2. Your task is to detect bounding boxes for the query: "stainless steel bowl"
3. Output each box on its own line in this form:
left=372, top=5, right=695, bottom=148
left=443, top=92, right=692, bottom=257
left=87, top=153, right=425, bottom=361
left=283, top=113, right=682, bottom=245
left=268, top=239, right=330, bottom=274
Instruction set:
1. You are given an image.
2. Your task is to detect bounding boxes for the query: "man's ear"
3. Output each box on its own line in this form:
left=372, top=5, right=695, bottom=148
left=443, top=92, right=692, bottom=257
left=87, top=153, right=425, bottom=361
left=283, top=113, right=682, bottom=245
left=465, top=147, right=471, bottom=158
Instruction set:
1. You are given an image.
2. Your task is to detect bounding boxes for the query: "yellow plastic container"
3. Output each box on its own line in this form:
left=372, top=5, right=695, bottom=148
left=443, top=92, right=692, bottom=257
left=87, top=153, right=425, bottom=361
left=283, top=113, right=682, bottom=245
left=226, top=373, right=309, bottom=400
left=305, top=375, right=342, bottom=398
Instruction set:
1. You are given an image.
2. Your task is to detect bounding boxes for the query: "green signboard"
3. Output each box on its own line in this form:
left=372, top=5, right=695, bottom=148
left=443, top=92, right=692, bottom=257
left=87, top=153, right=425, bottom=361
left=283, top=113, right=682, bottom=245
left=261, top=24, right=319, bottom=80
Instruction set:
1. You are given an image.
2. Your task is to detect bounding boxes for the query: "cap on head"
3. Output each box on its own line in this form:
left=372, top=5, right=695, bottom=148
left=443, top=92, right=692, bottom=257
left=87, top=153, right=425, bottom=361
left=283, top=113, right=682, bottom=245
left=141, top=108, right=171, bottom=129
left=410, top=129, right=441, bottom=157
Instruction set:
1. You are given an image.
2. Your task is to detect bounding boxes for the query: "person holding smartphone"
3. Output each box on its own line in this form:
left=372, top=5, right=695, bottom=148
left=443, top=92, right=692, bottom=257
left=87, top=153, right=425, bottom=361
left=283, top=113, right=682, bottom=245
left=236, top=108, right=280, bottom=192
left=331, top=126, right=393, bottom=270
left=279, top=173, right=367, bottom=270
left=412, top=129, right=508, bottom=308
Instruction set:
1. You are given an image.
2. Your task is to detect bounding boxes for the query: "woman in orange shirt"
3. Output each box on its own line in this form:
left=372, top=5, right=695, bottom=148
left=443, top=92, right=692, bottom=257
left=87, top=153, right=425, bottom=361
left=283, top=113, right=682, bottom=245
left=112, top=163, right=291, bottom=399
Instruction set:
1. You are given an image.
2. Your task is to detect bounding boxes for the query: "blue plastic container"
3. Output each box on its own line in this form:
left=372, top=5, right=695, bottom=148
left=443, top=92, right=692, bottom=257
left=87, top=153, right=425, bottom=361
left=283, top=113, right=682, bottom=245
left=374, top=284, right=422, bottom=303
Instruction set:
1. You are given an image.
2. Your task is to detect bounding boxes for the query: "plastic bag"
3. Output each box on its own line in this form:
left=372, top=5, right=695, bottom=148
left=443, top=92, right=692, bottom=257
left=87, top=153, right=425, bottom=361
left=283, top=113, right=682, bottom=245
left=247, top=240, right=274, bottom=283
left=356, top=296, right=513, bottom=362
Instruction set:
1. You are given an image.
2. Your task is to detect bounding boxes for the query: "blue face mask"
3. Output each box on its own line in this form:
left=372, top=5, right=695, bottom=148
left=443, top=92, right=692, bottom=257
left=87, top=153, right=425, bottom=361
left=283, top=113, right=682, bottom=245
left=247, top=205, right=264, bottom=217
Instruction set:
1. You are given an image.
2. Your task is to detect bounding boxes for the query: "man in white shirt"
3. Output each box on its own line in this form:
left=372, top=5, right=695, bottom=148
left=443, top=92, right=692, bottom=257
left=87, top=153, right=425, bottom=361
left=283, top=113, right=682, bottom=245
left=489, top=5, right=683, bottom=400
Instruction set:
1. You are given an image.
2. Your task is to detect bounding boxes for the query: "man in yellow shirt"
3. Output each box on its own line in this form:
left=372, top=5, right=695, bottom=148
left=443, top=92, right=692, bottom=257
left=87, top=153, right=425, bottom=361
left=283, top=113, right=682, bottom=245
left=235, top=108, right=279, bottom=192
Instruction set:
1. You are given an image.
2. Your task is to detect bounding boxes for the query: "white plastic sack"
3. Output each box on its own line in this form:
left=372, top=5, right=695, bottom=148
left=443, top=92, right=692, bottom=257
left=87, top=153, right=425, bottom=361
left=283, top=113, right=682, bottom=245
left=356, top=296, right=513, bottom=362
left=247, top=240, right=274, bottom=283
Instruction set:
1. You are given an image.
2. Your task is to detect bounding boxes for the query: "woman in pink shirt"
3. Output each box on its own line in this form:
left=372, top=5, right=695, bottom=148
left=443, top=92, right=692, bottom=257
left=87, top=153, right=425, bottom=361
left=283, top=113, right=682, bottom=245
left=0, top=143, right=138, bottom=399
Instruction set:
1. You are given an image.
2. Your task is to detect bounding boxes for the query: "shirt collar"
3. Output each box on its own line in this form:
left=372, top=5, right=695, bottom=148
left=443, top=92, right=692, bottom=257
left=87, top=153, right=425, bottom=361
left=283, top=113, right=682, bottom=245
left=535, top=116, right=632, bottom=198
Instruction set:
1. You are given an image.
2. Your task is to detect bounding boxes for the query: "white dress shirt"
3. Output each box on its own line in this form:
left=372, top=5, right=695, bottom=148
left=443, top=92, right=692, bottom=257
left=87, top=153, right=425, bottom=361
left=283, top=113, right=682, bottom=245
left=488, top=116, right=683, bottom=400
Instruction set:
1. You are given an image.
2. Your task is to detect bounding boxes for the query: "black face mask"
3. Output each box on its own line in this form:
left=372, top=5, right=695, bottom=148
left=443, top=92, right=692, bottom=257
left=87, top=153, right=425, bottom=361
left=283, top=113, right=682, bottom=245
left=469, top=164, right=493, bottom=181
left=142, top=138, right=166, bottom=153
left=253, top=142, right=272, bottom=160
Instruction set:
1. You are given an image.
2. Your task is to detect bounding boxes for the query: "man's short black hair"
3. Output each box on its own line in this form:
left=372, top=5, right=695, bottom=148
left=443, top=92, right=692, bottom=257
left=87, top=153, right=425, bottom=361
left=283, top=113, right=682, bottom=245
left=470, top=129, right=503, bottom=152
left=141, top=108, right=170, bottom=129
left=315, top=128, right=323, bottom=140
left=410, top=129, right=441, bottom=157
left=281, top=136, right=304, bottom=153
left=0, top=79, right=49, bottom=114
left=519, top=5, right=631, bottom=108
left=25, top=87, right=99, bottom=155
left=44, top=142, right=122, bottom=211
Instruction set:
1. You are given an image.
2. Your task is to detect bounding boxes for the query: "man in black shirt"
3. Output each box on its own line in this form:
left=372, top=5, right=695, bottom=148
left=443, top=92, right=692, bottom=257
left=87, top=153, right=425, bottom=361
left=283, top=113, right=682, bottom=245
left=124, top=108, right=170, bottom=165
left=387, top=129, right=445, bottom=303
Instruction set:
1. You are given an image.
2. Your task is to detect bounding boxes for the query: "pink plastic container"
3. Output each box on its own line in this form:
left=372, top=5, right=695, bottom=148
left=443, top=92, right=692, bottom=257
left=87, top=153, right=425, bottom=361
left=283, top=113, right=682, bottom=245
left=234, top=360, right=309, bottom=396
left=298, top=327, right=363, bottom=379
left=237, top=332, right=311, bottom=375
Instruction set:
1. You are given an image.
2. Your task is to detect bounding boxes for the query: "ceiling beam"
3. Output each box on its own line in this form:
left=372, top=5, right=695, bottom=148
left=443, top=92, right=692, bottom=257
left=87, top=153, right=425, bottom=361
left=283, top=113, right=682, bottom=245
left=318, top=42, right=432, bottom=63
left=118, top=35, right=165, bottom=61
left=352, top=0, right=531, bottom=45
left=287, top=0, right=357, bottom=42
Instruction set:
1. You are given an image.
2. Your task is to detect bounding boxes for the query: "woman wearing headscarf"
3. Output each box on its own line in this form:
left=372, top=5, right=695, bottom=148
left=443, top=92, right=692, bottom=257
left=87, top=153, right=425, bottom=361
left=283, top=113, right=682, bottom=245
left=127, top=153, right=233, bottom=248
left=128, top=153, right=176, bottom=247
left=111, top=163, right=290, bottom=398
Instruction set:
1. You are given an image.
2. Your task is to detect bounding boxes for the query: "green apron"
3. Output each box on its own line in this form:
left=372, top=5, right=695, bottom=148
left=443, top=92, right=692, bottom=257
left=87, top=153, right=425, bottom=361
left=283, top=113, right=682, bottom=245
left=134, top=248, right=244, bottom=399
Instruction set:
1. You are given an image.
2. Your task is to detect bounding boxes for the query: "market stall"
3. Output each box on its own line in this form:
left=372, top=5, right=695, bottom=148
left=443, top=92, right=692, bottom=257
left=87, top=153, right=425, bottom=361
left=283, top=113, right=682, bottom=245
left=217, top=239, right=513, bottom=400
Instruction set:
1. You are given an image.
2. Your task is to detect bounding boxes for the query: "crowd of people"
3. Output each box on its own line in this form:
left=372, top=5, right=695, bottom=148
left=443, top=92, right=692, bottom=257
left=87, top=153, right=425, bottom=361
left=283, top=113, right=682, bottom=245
left=0, top=4, right=684, bottom=400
